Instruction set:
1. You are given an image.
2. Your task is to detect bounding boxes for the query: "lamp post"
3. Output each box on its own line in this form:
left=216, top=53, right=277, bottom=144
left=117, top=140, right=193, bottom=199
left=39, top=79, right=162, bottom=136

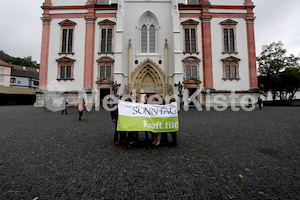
left=174, top=81, right=183, bottom=107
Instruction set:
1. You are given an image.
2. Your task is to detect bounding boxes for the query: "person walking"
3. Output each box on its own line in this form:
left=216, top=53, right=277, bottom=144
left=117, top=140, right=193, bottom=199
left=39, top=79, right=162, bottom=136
left=257, top=97, right=263, bottom=110
left=61, top=97, right=68, bottom=115
left=77, top=98, right=85, bottom=121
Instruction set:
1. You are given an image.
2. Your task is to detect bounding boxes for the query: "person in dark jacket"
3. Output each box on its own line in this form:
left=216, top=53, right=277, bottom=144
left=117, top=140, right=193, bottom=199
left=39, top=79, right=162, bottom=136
left=111, top=97, right=126, bottom=146
left=257, top=97, right=263, bottom=110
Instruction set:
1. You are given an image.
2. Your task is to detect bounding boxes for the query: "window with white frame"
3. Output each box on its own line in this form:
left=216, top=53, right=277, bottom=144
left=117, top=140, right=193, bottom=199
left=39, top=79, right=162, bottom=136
left=140, top=14, right=157, bottom=53
left=0, top=75, right=3, bottom=82
left=182, top=56, right=201, bottom=79
left=220, top=19, right=238, bottom=54
left=97, top=56, right=114, bottom=80
left=58, top=19, right=77, bottom=55
left=181, top=19, right=199, bottom=54
left=221, top=56, right=241, bottom=80
left=56, top=57, right=76, bottom=81
left=98, top=19, right=116, bottom=54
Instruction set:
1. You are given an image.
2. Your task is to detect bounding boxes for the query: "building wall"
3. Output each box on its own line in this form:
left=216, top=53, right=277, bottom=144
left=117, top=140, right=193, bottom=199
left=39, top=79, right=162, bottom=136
left=211, top=17, right=249, bottom=91
left=52, top=0, right=86, bottom=6
left=210, top=0, right=245, bottom=6
left=10, top=76, right=30, bottom=88
left=48, top=18, right=86, bottom=91
left=0, top=66, right=11, bottom=87
left=39, top=0, right=259, bottom=107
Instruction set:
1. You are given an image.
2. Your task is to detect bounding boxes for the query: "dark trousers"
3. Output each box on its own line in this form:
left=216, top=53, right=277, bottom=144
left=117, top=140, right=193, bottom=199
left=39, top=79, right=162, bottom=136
left=170, top=132, right=177, bottom=145
left=128, top=131, right=139, bottom=143
left=114, top=121, right=127, bottom=142
left=62, top=109, right=68, bottom=114
left=79, top=112, right=83, bottom=120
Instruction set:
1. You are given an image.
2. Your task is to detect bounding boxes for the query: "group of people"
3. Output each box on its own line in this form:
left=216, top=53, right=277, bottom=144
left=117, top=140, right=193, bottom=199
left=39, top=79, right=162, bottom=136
left=248, top=97, right=264, bottom=109
left=111, top=94, right=177, bottom=148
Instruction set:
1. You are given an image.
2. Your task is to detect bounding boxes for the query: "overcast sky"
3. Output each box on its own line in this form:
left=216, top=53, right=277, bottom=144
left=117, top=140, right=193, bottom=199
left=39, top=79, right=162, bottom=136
left=0, top=0, right=299, bottom=63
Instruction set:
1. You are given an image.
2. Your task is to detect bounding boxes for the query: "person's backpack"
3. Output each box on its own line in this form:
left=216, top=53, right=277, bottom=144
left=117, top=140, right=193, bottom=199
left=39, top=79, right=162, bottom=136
left=78, top=101, right=84, bottom=111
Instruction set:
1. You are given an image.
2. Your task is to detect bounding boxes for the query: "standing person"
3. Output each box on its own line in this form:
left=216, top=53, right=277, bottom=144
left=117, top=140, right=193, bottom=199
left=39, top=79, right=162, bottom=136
left=143, top=95, right=150, bottom=144
left=111, top=100, right=120, bottom=146
left=110, top=97, right=126, bottom=146
left=61, top=97, right=68, bottom=115
left=248, top=98, right=252, bottom=108
left=151, top=97, right=161, bottom=146
left=77, top=98, right=85, bottom=121
left=168, top=97, right=177, bottom=146
left=257, top=97, right=263, bottom=110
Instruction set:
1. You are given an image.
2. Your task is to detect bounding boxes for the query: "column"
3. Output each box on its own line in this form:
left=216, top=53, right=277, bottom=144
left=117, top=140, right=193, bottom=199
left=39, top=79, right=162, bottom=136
left=128, top=39, right=132, bottom=91
left=201, top=14, right=214, bottom=88
left=86, top=0, right=97, bottom=5
left=164, top=39, right=169, bottom=93
left=83, top=2, right=97, bottom=89
left=43, top=0, right=52, bottom=6
left=39, top=17, right=52, bottom=88
left=245, top=16, right=258, bottom=88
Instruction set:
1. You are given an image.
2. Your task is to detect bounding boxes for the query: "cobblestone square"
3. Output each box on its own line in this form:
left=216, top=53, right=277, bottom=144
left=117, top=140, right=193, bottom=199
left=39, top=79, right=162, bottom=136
left=0, top=106, right=299, bottom=199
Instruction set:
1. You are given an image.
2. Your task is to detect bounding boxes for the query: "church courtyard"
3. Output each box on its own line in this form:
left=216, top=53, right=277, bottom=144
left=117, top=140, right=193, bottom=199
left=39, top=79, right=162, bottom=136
left=0, top=106, right=299, bottom=199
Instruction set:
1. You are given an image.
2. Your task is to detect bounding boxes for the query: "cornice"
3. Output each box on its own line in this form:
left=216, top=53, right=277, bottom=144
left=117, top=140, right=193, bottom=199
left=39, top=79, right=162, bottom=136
left=220, top=19, right=238, bottom=25
left=221, top=56, right=241, bottom=63
left=56, top=57, right=76, bottom=63
left=98, top=19, right=116, bottom=26
left=181, top=19, right=199, bottom=25
left=58, top=19, right=77, bottom=26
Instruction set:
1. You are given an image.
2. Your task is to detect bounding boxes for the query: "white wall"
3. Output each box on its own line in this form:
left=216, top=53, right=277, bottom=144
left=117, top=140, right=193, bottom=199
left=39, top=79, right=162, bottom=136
left=48, top=18, right=86, bottom=91
left=10, top=76, right=29, bottom=88
left=52, top=0, right=86, bottom=6
left=211, top=17, right=249, bottom=91
left=210, top=0, right=245, bottom=6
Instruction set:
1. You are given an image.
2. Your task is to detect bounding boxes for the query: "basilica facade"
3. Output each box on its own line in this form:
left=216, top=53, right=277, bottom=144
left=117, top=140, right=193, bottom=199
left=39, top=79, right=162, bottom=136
left=37, top=0, right=259, bottom=106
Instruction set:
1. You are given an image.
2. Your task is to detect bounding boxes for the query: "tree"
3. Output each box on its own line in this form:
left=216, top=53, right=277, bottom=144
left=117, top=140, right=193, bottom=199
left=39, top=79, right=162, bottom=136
left=278, top=68, right=300, bottom=103
left=257, top=41, right=300, bottom=102
left=0, top=50, right=39, bottom=68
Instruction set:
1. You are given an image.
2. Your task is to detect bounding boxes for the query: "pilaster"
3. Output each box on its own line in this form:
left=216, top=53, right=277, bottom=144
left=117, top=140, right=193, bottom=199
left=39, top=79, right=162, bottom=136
left=39, top=17, right=52, bottom=88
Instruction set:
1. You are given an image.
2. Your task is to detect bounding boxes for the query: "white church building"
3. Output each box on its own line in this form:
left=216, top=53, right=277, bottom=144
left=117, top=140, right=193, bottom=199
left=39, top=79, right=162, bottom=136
left=37, top=0, right=259, bottom=107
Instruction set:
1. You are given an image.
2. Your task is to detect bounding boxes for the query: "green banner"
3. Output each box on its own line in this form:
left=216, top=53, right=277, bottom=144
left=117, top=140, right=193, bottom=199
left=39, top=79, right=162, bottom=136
left=117, top=115, right=179, bottom=133
left=116, top=101, right=179, bottom=133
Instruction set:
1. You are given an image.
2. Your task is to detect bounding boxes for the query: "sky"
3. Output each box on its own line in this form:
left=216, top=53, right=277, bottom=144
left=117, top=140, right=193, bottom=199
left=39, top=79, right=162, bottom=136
left=0, top=0, right=299, bottom=63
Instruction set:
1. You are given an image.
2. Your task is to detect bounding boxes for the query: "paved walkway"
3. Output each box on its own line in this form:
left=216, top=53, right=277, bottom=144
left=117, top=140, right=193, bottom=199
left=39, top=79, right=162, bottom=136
left=0, top=106, right=299, bottom=199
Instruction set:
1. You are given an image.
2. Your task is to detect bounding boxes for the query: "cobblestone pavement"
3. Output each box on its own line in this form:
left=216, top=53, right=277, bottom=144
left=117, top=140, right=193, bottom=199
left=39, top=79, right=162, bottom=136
left=0, top=105, right=300, bottom=200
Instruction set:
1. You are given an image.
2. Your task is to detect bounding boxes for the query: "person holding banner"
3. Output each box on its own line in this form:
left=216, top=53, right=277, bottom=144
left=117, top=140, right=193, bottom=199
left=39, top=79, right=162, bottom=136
left=110, top=97, right=126, bottom=146
left=117, top=95, right=179, bottom=147
left=151, top=97, right=161, bottom=146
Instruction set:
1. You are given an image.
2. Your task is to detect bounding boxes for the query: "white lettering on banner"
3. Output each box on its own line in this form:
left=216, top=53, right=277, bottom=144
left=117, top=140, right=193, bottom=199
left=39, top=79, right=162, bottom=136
left=165, top=121, right=179, bottom=129
left=118, top=101, right=178, bottom=118
left=143, top=120, right=163, bottom=129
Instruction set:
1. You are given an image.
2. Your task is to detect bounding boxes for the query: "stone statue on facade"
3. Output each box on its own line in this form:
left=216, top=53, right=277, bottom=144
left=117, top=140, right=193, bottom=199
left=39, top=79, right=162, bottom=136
left=112, top=81, right=121, bottom=97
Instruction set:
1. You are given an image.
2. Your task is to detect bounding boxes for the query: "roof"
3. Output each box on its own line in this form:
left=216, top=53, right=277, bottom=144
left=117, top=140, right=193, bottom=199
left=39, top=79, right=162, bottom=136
left=10, top=64, right=39, bottom=73
left=11, top=69, right=39, bottom=79
left=0, top=59, right=12, bottom=67
left=0, top=85, right=36, bottom=95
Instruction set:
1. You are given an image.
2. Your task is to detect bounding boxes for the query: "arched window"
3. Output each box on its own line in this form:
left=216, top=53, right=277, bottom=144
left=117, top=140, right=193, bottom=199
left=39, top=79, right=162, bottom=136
left=139, top=13, right=158, bottom=53
left=141, top=25, right=148, bottom=53
left=149, top=25, right=155, bottom=53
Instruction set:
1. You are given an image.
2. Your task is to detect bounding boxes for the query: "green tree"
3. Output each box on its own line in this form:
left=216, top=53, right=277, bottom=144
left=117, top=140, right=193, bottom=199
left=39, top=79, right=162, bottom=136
left=278, top=68, right=300, bottom=103
left=257, top=41, right=300, bottom=101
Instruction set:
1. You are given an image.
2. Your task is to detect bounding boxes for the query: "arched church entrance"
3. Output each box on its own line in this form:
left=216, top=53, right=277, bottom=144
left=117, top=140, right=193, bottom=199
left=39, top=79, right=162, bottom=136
left=131, top=58, right=165, bottom=95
